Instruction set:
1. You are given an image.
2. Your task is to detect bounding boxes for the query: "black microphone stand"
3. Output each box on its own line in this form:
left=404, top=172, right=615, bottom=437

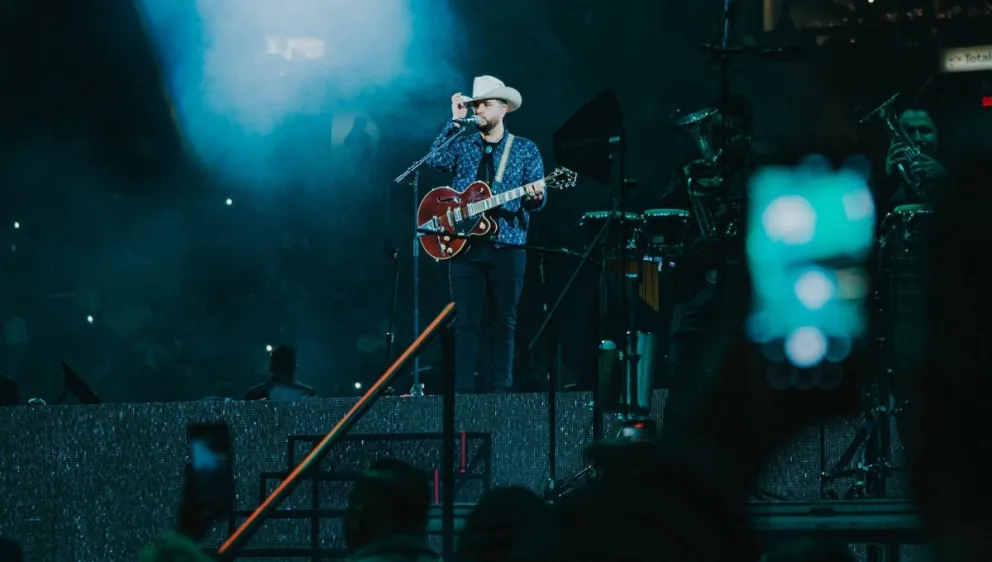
left=395, top=123, right=473, bottom=395
left=698, top=0, right=745, bottom=305
left=616, top=144, right=638, bottom=432
left=383, top=244, right=401, bottom=366
left=695, top=0, right=742, bottom=200
left=417, top=227, right=593, bottom=501
left=534, top=250, right=560, bottom=497
left=717, top=0, right=736, bottom=191
left=701, top=0, right=803, bottom=506
left=412, top=229, right=583, bottom=442
left=527, top=141, right=630, bottom=500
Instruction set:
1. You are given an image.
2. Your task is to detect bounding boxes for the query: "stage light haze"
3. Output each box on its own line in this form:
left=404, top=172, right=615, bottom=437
left=136, top=0, right=465, bottom=188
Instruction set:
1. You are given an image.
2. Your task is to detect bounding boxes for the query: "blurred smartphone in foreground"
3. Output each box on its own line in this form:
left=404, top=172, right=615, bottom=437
left=182, top=422, right=234, bottom=537
left=745, top=156, right=876, bottom=390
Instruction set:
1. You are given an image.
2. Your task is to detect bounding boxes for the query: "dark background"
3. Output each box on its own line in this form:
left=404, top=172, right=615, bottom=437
left=1, top=0, right=990, bottom=401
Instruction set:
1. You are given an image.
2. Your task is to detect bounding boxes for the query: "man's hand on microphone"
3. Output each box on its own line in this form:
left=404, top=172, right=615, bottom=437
left=451, top=93, right=468, bottom=126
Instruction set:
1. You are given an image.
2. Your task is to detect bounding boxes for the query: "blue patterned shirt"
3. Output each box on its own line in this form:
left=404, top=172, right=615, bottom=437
left=426, top=122, right=546, bottom=246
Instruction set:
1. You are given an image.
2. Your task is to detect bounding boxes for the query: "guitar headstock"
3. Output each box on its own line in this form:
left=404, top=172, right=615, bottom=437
left=545, top=167, right=578, bottom=190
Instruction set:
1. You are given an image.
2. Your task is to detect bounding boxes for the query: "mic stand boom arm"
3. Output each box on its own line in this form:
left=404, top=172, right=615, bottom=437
left=394, top=124, right=473, bottom=184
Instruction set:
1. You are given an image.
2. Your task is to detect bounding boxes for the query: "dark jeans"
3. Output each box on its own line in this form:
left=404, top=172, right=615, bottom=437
left=449, top=242, right=526, bottom=392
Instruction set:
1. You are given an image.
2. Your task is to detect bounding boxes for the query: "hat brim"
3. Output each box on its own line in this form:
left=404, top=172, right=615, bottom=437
left=462, top=87, right=522, bottom=112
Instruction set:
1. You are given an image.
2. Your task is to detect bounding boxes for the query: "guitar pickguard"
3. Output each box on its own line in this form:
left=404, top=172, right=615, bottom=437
left=450, top=214, right=483, bottom=237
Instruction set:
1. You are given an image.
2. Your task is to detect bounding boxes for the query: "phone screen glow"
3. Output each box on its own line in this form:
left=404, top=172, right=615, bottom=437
left=746, top=159, right=876, bottom=369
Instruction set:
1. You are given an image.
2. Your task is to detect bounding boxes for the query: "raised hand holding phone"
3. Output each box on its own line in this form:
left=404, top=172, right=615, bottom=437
left=745, top=156, right=876, bottom=377
left=178, top=422, right=234, bottom=541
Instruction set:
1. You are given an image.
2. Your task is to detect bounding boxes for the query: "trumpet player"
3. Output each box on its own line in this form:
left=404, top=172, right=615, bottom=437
left=660, top=94, right=755, bottom=428
left=884, top=106, right=948, bottom=205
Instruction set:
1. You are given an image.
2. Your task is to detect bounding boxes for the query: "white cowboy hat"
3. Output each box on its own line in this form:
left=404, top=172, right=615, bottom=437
left=461, top=75, right=522, bottom=112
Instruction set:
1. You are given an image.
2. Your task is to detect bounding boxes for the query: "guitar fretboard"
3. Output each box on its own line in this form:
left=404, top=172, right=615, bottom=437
left=466, top=183, right=535, bottom=217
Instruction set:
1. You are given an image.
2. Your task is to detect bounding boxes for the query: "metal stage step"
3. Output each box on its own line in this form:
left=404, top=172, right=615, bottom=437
left=224, top=504, right=476, bottom=559
left=228, top=503, right=476, bottom=534
left=231, top=499, right=922, bottom=538
left=224, top=499, right=922, bottom=558
left=748, top=499, right=923, bottom=543
left=223, top=427, right=922, bottom=558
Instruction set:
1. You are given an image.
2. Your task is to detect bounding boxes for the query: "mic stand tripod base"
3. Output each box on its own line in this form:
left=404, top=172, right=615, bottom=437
left=408, top=381, right=425, bottom=397
left=546, top=465, right=594, bottom=503
left=546, top=416, right=656, bottom=503
left=821, top=463, right=904, bottom=500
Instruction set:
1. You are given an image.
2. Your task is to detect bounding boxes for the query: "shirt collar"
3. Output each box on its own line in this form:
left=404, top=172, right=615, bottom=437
left=468, top=129, right=510, bottom=148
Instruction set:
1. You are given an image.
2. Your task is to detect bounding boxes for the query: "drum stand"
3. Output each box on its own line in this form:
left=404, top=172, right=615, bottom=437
left=820, top=286, right=905, bottom=500
left=818, top=286, right=905, bottom=562
left=594, top=175, right=643, bottom=442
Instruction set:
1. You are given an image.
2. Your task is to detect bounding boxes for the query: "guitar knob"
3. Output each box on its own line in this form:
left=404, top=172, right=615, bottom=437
left=445, top=247, right=454, bottom=254
left=443, top=236, right=451, bottom=242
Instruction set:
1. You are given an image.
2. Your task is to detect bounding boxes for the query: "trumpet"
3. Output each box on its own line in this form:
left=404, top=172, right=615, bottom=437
left=675, top=107, right=720, bottom=162
left=859, top=93, right=922, bottom=192
left=673, top=108, right=723, bottom=238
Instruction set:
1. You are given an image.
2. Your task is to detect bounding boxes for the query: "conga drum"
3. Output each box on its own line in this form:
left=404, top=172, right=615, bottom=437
left=642, top=209, right=692, bottom=259
left=878, top=203, right=931, bottom=414
left=578, top=211, right=644, bottom=258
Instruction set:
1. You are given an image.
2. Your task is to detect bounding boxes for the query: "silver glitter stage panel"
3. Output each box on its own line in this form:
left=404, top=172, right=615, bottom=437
left=0, top=406, right=58, bottom=562
left=0, top=392, right=917, bottom=561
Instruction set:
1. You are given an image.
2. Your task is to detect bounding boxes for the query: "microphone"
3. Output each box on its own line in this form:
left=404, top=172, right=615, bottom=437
left=452, top=116, right=483, bottom=126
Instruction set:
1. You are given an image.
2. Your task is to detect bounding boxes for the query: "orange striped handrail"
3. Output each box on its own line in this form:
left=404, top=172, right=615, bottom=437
left=217, top=302, right=456, bottom=557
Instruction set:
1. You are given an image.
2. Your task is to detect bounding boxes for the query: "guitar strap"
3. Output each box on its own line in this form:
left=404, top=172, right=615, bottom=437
left=492, top=134, right=515, bottom=191
left=463, top=135, right=514, bottom=253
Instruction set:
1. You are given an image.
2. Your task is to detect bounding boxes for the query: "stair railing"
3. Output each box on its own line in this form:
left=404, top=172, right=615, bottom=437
left=217, top=302, right=457, bottom=559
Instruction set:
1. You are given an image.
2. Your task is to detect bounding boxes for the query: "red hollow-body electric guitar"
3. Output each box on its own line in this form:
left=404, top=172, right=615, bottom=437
left=417, top=167, right=577, bottom=261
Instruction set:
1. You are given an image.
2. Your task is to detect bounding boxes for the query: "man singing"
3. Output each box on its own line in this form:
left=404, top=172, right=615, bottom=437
left=426, top=75, right=547, bottom=394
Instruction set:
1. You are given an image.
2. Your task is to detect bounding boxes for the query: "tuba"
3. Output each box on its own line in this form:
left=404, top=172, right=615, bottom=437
left=673, top=108, right=722, bottom=238
left=859, top=93, right=923, bottom=194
